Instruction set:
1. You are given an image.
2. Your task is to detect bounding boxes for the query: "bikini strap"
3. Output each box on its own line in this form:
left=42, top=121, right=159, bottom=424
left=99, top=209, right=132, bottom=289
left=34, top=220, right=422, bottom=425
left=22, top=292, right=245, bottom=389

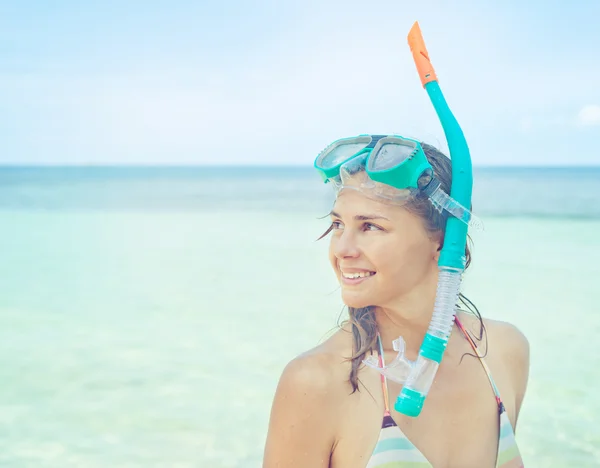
left=375, top=333, right=391, bottom=416
left=454, top=315, right=505, bottom=414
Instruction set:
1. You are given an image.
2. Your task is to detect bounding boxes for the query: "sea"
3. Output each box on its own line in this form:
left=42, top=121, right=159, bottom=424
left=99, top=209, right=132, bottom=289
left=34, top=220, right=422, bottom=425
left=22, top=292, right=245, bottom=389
left=0, top=165, right=598, bottom=467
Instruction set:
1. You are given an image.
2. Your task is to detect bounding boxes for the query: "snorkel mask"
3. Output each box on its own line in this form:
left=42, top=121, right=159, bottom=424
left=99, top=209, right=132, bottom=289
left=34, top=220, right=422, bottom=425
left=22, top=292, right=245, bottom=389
left=313, top=22, right=480, bottom=417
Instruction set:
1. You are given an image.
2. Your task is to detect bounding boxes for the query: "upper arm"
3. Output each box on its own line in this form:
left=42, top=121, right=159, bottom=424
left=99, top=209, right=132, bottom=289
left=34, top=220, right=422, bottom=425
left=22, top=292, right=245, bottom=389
left=263, top=353, right=338, bottom=468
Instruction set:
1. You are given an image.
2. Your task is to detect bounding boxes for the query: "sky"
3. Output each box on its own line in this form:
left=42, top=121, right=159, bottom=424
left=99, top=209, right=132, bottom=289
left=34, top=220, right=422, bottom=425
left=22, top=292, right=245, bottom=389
left=1, top=0, right=599, bottom=166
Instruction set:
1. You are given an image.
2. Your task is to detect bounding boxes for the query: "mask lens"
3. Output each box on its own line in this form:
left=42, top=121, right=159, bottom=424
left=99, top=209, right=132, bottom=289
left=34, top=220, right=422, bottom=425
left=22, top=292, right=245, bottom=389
left=370, top=142, right=416, bottom=171
left=318, top=140, right=370, bottom=169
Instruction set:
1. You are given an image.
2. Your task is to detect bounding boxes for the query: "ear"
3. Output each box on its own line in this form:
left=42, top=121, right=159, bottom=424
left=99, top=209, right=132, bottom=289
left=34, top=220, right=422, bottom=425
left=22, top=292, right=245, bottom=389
left=431, top=231, right=443, bottom=261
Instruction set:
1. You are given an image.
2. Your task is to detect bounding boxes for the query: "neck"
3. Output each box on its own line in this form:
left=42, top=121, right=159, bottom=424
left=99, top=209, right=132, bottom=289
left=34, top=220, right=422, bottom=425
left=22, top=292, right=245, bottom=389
left=374, top=271, right=439, bottom=360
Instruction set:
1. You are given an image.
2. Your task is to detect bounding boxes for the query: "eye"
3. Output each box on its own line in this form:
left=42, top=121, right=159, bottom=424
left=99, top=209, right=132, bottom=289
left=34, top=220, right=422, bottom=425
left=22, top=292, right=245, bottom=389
left=331, top=220, right=344, bottom=230
left=363, top=222, right=382, bottom=231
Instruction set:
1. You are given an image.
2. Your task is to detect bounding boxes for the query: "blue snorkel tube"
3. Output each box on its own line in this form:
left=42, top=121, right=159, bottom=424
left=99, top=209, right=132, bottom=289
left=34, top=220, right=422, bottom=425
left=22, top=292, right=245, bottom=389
left=394, top=22, right=474, bottom=417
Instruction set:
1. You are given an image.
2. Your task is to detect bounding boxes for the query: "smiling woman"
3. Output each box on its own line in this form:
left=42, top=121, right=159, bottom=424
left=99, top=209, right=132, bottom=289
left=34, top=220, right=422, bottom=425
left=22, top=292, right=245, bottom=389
left=262, top=139, right=529, bottom=468
left=262, top=22, right=529, bottom=468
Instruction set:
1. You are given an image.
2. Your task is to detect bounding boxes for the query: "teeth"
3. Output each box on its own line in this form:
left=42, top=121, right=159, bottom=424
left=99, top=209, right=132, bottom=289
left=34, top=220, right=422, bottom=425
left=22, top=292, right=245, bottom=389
left=342, top=271, right=374, bottom=279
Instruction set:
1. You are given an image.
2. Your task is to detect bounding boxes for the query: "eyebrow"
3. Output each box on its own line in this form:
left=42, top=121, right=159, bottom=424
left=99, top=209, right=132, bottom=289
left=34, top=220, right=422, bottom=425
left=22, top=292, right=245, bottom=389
left=330, top=210, right=390, bottom=221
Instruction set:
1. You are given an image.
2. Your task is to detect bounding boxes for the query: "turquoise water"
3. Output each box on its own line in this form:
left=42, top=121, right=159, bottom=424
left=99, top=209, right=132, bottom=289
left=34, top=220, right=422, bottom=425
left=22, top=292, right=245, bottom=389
left=0, top=166, right=599, bottom=467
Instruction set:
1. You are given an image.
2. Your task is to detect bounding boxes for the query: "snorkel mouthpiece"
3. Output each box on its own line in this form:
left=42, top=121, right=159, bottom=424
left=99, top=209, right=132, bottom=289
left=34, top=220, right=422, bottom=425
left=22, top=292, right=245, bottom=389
left=394, top=22, right=474, bottom=417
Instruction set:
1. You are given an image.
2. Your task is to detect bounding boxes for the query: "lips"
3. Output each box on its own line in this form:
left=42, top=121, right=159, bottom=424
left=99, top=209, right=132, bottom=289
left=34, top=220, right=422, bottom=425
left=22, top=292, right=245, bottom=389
left=339, top=268, right=376, bottom=285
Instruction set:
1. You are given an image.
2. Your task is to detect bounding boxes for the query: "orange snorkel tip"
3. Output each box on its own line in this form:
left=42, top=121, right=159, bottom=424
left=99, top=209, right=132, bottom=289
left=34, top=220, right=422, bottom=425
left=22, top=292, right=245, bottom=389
left=407, top=21, right=438, bottom=87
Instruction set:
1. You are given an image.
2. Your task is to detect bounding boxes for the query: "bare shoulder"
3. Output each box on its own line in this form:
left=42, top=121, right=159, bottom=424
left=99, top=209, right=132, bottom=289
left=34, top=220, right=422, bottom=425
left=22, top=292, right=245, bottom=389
left=278, top=339, right=349, bottom=398
left=483, top=318, right=530, bottom=364
left=263, top=330, right=352, bottom=468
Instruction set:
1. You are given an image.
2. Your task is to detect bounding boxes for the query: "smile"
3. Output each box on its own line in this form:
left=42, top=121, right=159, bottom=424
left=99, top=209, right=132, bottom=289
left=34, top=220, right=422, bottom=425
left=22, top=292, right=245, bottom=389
left=340, top=270, right=376, bottom=285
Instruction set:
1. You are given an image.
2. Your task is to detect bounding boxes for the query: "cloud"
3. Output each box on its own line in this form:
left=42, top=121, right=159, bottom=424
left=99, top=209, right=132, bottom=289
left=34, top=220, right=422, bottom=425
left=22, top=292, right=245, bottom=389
left=576, top=105, right=600, bottom=127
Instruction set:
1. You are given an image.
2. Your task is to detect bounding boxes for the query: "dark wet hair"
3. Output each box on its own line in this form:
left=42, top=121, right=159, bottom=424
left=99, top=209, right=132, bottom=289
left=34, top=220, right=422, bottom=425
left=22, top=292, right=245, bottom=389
left=319, top=142, right=485, bottom=393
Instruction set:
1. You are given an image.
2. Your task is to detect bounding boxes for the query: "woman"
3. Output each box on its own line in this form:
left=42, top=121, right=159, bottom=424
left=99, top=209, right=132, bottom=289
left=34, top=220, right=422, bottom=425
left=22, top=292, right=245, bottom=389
left=262, top=141, right=530, bottom=468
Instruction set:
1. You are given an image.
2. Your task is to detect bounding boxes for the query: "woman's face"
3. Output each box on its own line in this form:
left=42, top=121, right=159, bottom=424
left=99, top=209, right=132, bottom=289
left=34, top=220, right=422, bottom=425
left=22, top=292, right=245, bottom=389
left=328, top=188, right=440, bottom=309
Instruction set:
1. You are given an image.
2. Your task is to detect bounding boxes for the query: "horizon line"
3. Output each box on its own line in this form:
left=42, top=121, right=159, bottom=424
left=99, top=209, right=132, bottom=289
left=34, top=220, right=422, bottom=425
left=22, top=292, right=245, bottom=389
left=1, top=163, right=600, bottom=169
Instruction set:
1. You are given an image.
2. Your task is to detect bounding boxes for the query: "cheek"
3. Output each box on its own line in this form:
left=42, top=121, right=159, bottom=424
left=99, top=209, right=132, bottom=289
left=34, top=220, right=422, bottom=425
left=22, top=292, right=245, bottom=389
left=375, top=239, right=433, bottom=280
left=378, top=249, right=410, bottom=280
left=328, top=238, right=338, bottom=271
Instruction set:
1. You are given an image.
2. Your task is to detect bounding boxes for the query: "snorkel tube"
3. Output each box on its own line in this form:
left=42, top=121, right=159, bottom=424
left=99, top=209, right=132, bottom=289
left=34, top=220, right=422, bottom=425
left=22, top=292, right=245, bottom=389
left=394, top=22, right=474, bottom=417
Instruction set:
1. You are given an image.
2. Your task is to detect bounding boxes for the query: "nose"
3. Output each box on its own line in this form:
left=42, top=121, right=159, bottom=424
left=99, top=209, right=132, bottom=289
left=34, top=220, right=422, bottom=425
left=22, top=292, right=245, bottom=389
left=332, top=229, right=361, bottom=259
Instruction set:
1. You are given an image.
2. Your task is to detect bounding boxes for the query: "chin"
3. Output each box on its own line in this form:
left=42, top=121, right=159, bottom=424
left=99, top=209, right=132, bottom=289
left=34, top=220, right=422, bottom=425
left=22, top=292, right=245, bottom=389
left=341, top=291, right=375, bottom=309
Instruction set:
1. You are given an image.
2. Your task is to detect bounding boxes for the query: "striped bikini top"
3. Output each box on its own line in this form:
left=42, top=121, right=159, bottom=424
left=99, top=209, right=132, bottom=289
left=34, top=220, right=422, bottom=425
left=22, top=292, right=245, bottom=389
left=366, top=317, right=524, bottom=468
